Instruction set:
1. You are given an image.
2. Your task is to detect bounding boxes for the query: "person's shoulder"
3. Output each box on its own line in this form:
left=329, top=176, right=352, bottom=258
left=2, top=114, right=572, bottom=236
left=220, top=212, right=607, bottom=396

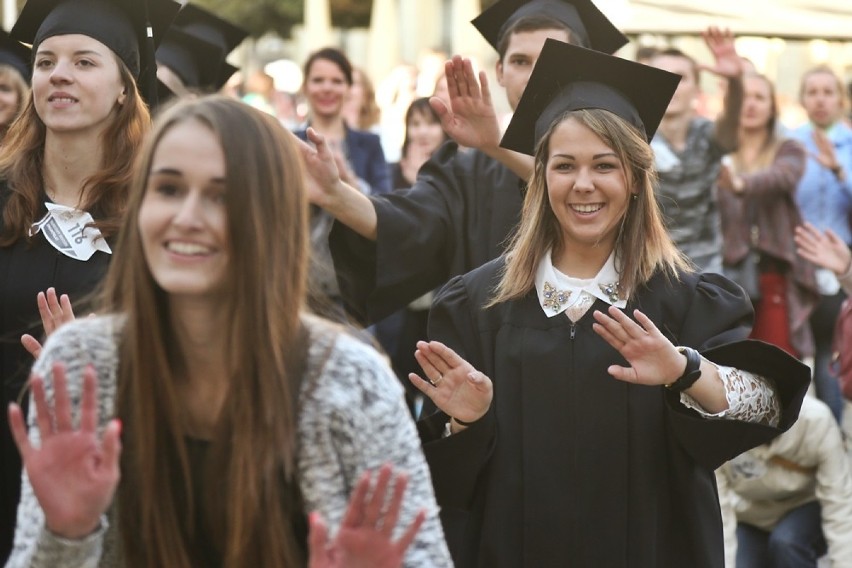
left=796, top=395, right=835, bottom=424
left=33, top=314, right=124, bottom=384
left=42, top=314, right=123, bottom=355
left=835, top=121, right=852, bottom=141
left=347, top=126, right=382, bottom=147
left=302, top=315, right=399, bottom=401
left=448, top=257, right=505, bottom=297
left=776, top=137, right=806, bottom=155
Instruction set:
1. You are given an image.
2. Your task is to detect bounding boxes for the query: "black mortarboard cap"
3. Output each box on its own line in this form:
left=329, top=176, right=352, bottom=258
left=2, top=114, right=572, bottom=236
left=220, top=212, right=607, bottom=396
left=472, top=0, right=627, bottom=55
left=175, top=3, right=248, bottom=59
left=501, top=39, right=680, bottom=155
left=174, top=4, right=246, bottom=91
left=11, top=0, right=180, bottom=104
left=156, top=27, right=222, bottom=90
left=0, top=30, right=32, bottom=81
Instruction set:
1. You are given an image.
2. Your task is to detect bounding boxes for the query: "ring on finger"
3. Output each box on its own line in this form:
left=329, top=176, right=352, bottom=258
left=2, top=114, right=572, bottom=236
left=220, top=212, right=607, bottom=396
left=433, top=373, right=444, bottom=387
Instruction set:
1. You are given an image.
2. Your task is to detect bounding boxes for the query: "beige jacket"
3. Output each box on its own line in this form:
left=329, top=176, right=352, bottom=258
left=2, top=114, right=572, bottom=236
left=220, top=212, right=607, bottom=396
left=716, top=395, right=852, bottom=567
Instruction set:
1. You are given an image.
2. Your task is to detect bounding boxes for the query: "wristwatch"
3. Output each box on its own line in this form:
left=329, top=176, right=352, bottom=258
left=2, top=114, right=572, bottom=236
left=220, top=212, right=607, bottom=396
left=666, top=346, right=702, bottom=393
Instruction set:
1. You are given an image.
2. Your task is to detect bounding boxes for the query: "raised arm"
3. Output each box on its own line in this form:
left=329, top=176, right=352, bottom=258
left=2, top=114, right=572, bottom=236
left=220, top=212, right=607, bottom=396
left=297, top=128, right=379, bottom=240
left=433, top=56, right=534, bottom=181
left=702, top=27, right=744, bottom=152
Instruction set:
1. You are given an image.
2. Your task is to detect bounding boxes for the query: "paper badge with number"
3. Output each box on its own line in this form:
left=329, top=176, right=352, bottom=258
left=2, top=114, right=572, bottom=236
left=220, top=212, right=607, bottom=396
left=29, top=203, right=112, bottom=261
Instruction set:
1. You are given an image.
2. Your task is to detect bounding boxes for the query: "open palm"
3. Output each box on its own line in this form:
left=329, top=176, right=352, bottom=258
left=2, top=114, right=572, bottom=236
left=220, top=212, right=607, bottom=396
left=592, top=307, right=685, bottom=386
left=308, top=465, right=425, bottom=568
left=8, top=364, right=121, bottom=539
left=431, top=56, right=502, bottom=152
left=701, top=27, right=742, bottom=79
left=408, top=340, right=492, bottom=423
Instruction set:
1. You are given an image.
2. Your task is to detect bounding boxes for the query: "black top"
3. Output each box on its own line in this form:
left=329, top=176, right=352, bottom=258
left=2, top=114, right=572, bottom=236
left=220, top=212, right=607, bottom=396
left=417, top=259, right=809, bottom=567
left=0, top=182, right=111, bottom=562
left=329, top=142, right=525, bottom=324
left=184, top=437, right=308, bottom=567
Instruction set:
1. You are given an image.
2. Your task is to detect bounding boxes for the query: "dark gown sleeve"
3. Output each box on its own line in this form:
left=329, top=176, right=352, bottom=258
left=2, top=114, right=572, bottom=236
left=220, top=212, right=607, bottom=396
left=329, top=142, right=469, bottom=323
left=416, top=274, right=497, bottom=510
left=663, top=272, right=810, bottom=470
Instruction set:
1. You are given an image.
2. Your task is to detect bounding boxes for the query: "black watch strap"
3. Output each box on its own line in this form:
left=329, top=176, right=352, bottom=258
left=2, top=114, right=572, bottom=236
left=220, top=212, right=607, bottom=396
left=666, top=346, right=702, bottom=393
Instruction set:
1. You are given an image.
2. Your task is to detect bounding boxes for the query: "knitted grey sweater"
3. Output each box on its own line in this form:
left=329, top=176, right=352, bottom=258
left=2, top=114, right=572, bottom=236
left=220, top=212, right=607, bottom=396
left=6, top=315, right=451, bottom=567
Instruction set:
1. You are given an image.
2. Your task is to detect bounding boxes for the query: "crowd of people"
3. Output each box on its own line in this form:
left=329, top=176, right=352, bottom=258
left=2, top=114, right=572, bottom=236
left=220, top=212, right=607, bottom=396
left=0, top=0, right=850, bottom=566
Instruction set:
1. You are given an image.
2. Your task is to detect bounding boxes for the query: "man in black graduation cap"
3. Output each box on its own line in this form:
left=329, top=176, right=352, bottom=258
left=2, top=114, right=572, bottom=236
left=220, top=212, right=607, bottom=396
left=412, top=38, right=808, bottom=568
left=304, top=0, right=627, bottom=327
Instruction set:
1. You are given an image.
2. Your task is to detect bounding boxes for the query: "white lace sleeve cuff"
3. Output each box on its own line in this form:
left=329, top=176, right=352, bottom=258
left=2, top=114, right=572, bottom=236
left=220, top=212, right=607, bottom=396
left=679, top=363, right=780, bottom=427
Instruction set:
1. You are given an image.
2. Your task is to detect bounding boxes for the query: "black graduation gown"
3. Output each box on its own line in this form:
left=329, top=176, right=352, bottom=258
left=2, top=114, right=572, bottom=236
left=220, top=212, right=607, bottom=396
left=0, top=184, right=110, bottom=562
left=418, top=258, right=809, bottom=568
left=329, top=142, right=523, bottom=324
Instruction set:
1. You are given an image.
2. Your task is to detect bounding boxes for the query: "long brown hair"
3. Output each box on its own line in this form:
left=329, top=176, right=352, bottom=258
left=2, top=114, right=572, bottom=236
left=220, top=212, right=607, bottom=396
left=490, top=109, right=689, bottom=306
left=0, top=56, right=148, bottom=246
left=733, top=74, right=781, bottom=174
left=103, top=95, right=309, bottom=567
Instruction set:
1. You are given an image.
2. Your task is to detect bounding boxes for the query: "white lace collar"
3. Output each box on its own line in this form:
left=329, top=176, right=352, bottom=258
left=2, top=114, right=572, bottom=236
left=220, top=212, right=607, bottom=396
left=534, top=249, right=627, bottom=318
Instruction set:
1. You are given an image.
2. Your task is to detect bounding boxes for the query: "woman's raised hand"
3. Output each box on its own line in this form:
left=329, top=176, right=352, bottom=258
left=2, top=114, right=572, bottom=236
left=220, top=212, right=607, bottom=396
left=308, top=464, right=425, bottom=568
left=408, top=340, right=492, bottom=423
left=700, top=27, right=742, bottom=79
left=7, top=364, right=121, bottom=540
left=592, top=307, right=686, bottom=386
left=795, top=222, right=852, bottom=275
left=21, top=288, right=77, bottom=360
left=296, top=128, right=344, bottom=207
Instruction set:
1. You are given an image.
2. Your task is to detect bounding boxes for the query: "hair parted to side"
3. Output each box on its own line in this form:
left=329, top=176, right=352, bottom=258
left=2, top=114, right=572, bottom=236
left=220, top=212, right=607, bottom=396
left=0, top=55, right=148, bottom=246
left=496, top=15, right=581, bottom=61
left=489, top=108, right=690, bottom=307
left=303, top=46, right=354, bottom=86
left=102, top=95, right=309, bottom=568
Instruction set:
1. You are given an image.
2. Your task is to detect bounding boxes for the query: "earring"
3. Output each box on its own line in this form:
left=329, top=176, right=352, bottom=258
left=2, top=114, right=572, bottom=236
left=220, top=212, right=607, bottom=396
left=632, top=194, right=638, bottom=201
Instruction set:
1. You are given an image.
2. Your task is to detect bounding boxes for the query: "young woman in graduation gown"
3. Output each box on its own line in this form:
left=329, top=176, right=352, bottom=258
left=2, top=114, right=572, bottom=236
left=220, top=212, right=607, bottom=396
left=409, top=41, right=810, bottom=568
left=0, top=0, right=176, bottom=561
left=305, top=0, right=629, bottom=325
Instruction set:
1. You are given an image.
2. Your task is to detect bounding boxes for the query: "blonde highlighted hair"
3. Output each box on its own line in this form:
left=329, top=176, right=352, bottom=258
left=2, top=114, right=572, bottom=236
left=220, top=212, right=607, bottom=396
left=489, top=109, right=689, bottom=307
